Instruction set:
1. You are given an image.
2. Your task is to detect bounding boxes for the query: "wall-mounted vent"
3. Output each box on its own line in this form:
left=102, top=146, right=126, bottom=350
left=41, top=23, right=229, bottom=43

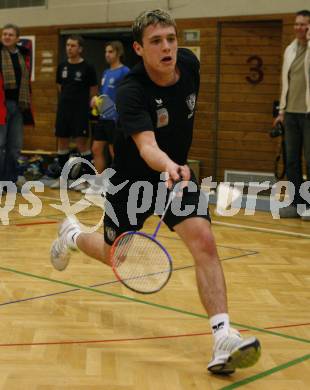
left=0, top=0, right=46, bottom=9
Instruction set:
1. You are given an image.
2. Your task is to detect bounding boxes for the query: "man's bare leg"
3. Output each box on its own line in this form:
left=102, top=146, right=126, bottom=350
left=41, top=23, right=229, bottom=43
left=174, top=217, right=261, bottom=374
left=76, top=232, right=110, bottom=265
left=174, top=217, right=227, bottom=317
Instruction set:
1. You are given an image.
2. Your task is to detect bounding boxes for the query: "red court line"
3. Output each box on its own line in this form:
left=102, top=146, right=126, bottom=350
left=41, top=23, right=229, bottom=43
left=0, top=322, right=309, bottom=348
left=15, top=221, right=58, bottom=227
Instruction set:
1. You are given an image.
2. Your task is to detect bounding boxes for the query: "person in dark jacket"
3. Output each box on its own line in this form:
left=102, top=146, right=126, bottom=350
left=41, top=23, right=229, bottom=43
left=0, top=23, right=34, bottom=185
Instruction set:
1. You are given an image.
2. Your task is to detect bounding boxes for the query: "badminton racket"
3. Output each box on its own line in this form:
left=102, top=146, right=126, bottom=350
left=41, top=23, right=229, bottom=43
left=110, top=180, right=182, bottom=294
left=91, top=94, right=115, bottom=118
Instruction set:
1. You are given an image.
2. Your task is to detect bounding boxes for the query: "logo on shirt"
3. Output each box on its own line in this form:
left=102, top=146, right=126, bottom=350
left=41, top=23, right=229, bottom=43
left=62, top=67, right=68, bottom=79
left=155, top=98, right=163, bottom=106
left=156, top=108, right=169, bottom=128
left=74, top=71, right=82, bottom=81
left=186, top=93, right=196, bottom=118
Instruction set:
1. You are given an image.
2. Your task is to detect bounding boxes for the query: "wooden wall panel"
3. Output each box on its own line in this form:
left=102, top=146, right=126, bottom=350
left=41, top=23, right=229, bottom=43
left=178, top=18, right=218, bottom=180
left=216, top=20, right=282, bottom=180
left=21, top=26, right=59, bottom=151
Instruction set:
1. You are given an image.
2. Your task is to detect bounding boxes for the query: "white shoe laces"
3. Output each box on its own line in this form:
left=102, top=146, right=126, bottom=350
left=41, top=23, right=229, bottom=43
left=214, top=329, right=242, bottom=355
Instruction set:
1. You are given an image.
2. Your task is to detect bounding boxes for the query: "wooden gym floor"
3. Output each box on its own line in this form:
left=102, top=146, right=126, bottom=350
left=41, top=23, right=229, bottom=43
left=0, top=187, right=309, bottom=389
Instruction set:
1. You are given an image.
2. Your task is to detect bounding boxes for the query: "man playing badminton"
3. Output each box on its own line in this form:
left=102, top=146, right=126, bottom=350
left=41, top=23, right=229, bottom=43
left=50, top=9, right=261, bottom=375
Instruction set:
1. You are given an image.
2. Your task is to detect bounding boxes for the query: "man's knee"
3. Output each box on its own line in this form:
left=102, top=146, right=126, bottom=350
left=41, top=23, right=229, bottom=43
left=194, top=229, right=217, bottom=256
left=180, top=221, right=217, bottom=258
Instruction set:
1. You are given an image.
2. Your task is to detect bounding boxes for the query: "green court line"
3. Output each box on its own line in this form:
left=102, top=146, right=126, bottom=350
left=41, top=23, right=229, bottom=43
left=220, top=354, right=310, bottom=390
left=0, top=265, right=309, bottom=345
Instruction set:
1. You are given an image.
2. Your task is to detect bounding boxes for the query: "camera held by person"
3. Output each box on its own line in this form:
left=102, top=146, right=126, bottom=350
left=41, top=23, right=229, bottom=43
left=270, top=121, right=284, bottom=138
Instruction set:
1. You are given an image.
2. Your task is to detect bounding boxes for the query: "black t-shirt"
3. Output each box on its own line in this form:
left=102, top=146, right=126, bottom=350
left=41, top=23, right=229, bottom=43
left=56, top=60, right=97, bottom=106
left=114, top=48, right=200, bottom=183
left=5, top=52, right=21, bottom=101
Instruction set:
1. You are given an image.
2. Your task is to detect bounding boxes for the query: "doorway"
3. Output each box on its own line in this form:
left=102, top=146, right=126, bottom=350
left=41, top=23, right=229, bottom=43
left=59, top=27, right=140, bottom=83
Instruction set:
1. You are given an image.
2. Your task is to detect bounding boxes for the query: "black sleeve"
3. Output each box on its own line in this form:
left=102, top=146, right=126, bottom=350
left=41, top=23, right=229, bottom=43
left=56, top=63, right=62, bottom=84
left=180, top=47, right=200, bottom=73
left=116, top=81, right=154, bottom=138
left=87, top=64, right=98, bottom=87
left=178, top=48, right=200, bottom=92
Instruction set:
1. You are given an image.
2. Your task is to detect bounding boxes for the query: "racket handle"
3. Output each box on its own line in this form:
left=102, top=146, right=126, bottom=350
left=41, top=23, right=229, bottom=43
left=152, top=178, right=184, bottom=239
left=171, top=178, right=183, bottom=195
left=91, top=96, right=98, bottom=116
left=92, top=107, right=99, bottom=116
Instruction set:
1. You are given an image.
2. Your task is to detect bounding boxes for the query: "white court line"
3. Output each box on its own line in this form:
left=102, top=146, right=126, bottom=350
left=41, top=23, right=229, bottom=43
left=39, top=194, right=82, bottom=204
left=38, top=194, right=103, bottom=208
left=213, top=220, right=310, bottom=239
left=38, top=195, right=310, bottom=239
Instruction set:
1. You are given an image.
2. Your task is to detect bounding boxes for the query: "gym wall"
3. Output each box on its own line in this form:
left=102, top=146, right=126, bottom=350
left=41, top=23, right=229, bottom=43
left=0, top=4, right=300, bottom=179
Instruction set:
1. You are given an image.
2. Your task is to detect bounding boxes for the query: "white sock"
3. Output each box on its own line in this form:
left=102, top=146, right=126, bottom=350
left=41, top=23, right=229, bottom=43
left=210, top=313, right=230, bottom=343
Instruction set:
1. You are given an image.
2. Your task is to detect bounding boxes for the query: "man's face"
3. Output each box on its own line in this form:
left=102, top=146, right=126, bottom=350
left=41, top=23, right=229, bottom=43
left=133, top=24, right=177, bottom=76
left=294, top=15, right=310, bottom=41
left=66, top=39, right=82, bottom=59
left=105, top=45, right=118, bottom=65
left=1, top=28, right=19, bottom=49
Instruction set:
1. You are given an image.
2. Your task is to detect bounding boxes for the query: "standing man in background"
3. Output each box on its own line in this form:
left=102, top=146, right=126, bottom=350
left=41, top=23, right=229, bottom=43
left=51, top=34, right=98, bottom=189
left=274, top=10, right=310, bottom=219
left=0, top=23, right=33, bottom=188
left=86, top=41, right=129, bottom=194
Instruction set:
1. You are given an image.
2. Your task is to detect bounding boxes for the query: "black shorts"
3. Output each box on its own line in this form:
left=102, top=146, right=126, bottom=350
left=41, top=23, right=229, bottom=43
left=92, top=119, right=115, bottom=143
left=55, top=104, right=90, bottom=138
left=103, top=175, right=211, bottom=245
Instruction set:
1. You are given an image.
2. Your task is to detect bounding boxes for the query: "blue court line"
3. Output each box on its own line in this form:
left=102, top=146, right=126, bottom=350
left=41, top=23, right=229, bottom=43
left=158, top=234, right=259, bottom=257
left=0, top=252, right=255, bottom=308
left=1, top=264, right=309, bottom=345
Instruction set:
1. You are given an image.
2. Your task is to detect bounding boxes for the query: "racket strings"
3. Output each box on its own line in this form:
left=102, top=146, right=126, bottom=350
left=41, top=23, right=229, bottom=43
left=112, top=234, right=171, bottom=293
left=97, top=95, right=115, bottom=116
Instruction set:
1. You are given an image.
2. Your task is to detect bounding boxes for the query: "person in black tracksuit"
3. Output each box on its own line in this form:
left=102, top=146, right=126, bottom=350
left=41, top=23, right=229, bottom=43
left=52, top=35, right=97, bottom=187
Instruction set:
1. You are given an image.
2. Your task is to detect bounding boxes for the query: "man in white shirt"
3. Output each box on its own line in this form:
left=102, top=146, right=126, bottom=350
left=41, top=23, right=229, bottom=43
left=274, top=10, right=310, bottom=219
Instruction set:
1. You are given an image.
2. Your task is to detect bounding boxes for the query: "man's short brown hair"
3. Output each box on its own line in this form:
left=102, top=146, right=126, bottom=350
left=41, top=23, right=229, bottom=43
left=3, top=23, right=20, bottom=37
left=67, top=34, right=84, bottom=48
left=132, top=9, right=177, bottom=45
left=106, top=40, right=125, bottom=59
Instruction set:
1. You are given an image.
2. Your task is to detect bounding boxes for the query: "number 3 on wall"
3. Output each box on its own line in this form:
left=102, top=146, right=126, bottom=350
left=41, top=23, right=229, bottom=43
left=246, top=55, right=264, bottom=85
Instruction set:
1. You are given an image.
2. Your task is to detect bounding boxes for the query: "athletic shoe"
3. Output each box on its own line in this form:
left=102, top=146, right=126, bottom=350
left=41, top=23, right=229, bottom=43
left=301, top=207, right=310, bottom=221
left=1, top=184, right=22, bottom=193
left=207, top=328, right=261, bottom=375
left=49, top=178, right=82, bottom=190
left=49, top=178, right=60, bottom=189
left=80, top=184, right=104, bottom=195
left=50, top=216, right=81, bottom=271
left=69, top=180, right=88, bottom=191
left=40, top=175, right=56, bottom=186
left=279, top=205, right=299, bottom=218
